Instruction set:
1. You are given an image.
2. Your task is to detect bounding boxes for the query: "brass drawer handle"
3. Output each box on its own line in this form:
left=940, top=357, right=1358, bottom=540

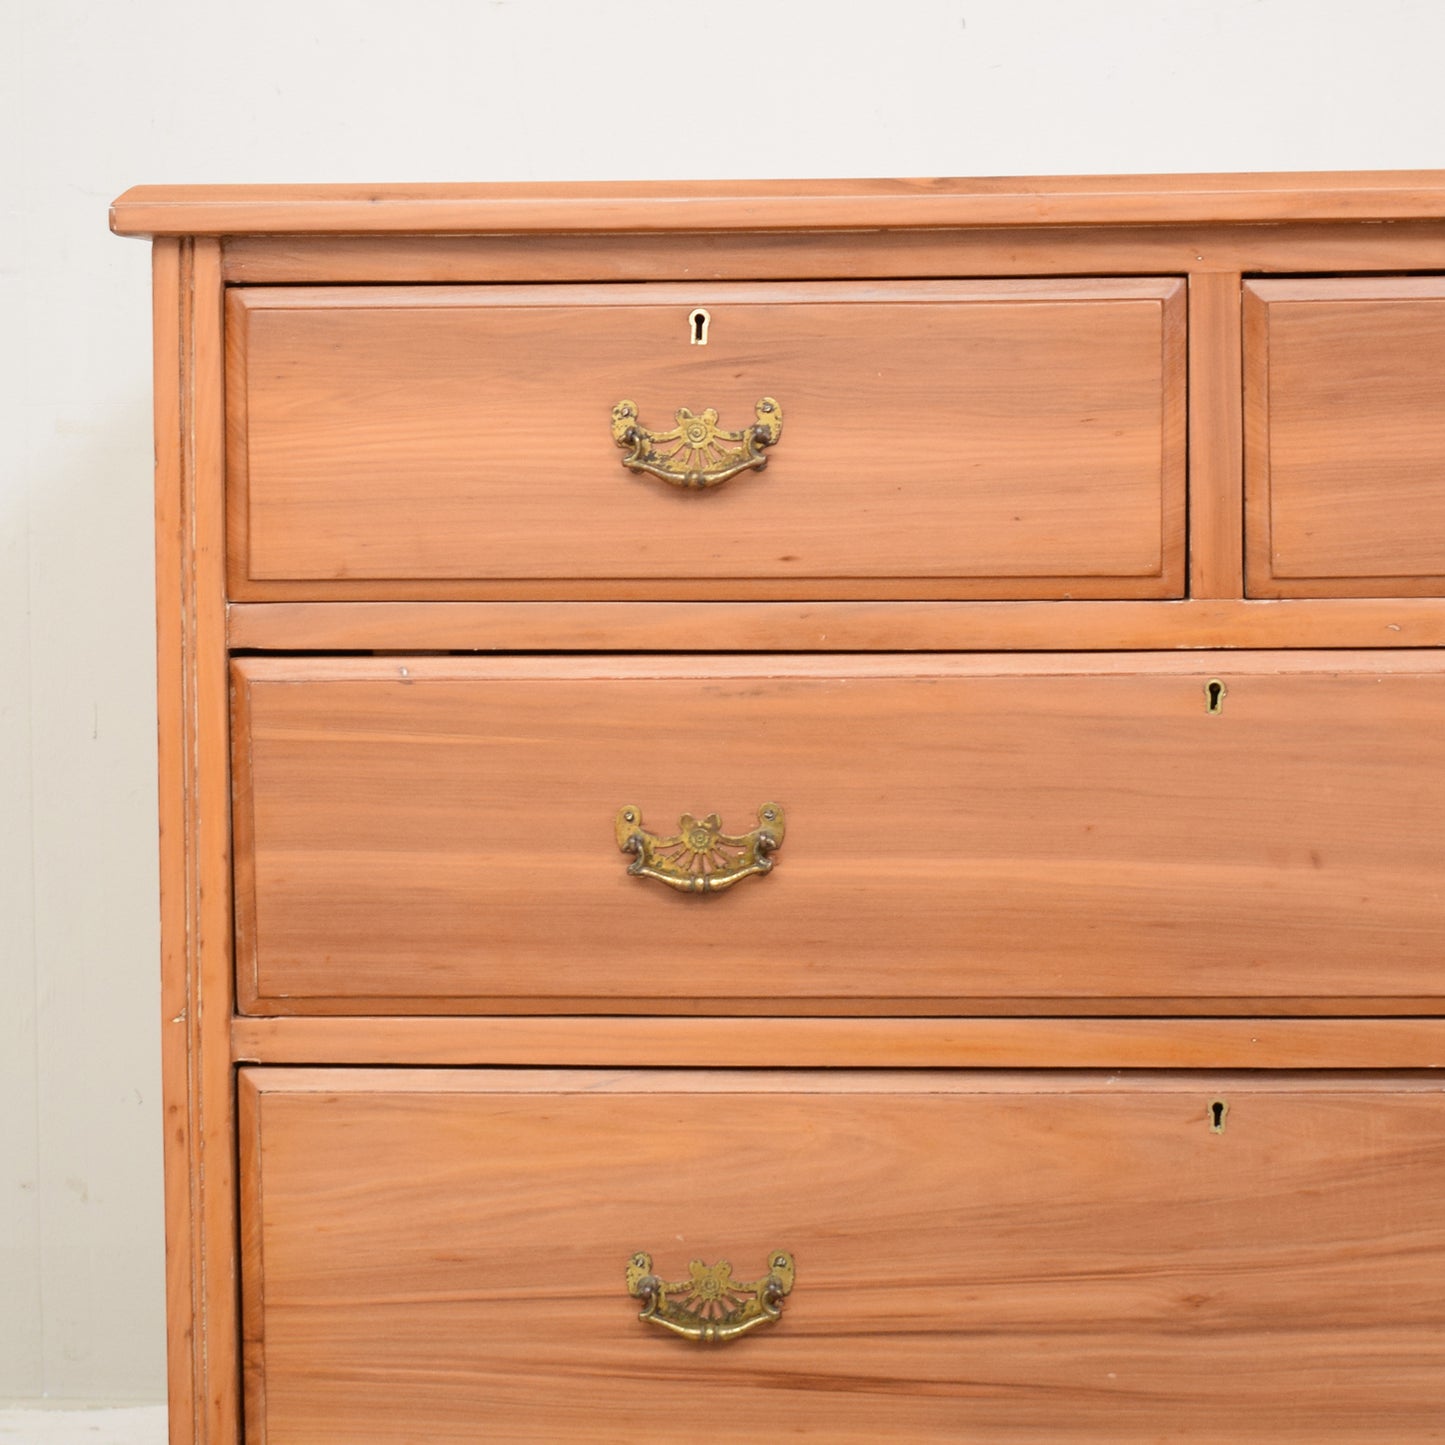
left=611, top=397, right=782, bottom=489
left=626, top=1251, right=795, bottom=1344
left=615, top=804, right=785, bottom=894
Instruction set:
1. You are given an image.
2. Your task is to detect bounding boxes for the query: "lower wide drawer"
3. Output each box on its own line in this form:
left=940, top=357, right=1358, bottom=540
left=240, top=1069, right=1445, bottom=1443
left=233, top=652, right=1445, bottom=1013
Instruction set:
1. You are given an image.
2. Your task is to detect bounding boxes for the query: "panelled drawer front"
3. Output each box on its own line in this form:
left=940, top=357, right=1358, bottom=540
left=226, top=279, right=1185, bottom=599
left=232, top=652, right=1445, bottom=1014
left=240, top=1068, right=1445, bottom=1444
left=1245, top=277, right=1445, bottom=597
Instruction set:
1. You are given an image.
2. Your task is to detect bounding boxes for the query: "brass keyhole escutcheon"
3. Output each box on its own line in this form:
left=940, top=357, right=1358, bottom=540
left=689, top=307, right=711, bottom=345
left=1205, top=678, right=1227, bottom=714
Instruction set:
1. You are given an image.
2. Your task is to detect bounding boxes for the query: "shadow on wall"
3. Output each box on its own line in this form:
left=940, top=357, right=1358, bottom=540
left=2, top=212, right=168, bottom=1400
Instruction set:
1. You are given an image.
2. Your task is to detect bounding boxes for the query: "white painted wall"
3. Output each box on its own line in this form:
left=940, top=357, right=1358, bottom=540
left=4, top=0, right=1444, bottom=1407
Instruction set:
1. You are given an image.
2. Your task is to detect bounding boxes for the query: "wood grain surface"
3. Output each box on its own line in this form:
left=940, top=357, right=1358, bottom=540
left=216, top=222, right=1445, bottom=285
left=225, top=596, right=1445, bottom=652
left=109, top=169, right=1445, bottom=235
left=153, top=240, right=239, bottom=1445
left=1187, top=273, right=1245, bottom=597
left=1246, top=277, right=1445, bottom=596
left=240, top=1068, right=1445, bottom=1443
left=233, top=653, right=1445, bottom=1013
left=227, top=280, right=1184, bottom=599
left=230, top=1015, right=1445, bottom=1069
left=132, top=177, right=1445, bottom=1445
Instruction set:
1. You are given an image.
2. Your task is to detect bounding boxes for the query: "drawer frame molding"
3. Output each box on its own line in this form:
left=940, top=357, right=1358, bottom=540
left=152, top=236, right=240, bottom=1444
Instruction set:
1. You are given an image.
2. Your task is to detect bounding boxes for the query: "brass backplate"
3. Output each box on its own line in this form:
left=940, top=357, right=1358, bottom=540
left=615, top=803, right=785, bottom=893
left=611, top=397, right=782, bottom=489
left=626, top=1250, right=796, bottom=1343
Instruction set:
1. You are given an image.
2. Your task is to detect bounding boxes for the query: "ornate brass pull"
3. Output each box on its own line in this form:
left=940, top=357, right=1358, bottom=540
left=615, top=804, right=785, bottom=894
left=611, top=397, right=782, bottom=489
left=626, top=1251, right=795, bottom=1344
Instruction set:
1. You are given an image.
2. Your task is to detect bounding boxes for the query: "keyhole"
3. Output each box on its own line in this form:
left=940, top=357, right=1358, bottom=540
left=689, top=308, right=711, bottom=345
left=1210, top=1099, right=1228, bottom=1133
left=1205, top=678, right=1226, bottom=714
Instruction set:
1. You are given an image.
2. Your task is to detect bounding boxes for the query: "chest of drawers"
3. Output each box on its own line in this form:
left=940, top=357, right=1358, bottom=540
left=113, top=174, right=1445, bottom=1444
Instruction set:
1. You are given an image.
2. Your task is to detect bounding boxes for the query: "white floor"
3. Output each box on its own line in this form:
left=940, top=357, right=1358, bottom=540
left=0, top=1410, right=166, bottom=1444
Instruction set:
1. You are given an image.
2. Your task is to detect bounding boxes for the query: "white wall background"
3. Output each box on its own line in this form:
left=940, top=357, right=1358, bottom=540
left=4, top=0, right=1444, bottom=1407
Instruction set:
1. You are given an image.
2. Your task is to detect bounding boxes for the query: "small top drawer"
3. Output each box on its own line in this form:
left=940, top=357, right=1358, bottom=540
left=226, top=278, right=1185, bottom=600
left=1245, top=277, right=1445, bottom=597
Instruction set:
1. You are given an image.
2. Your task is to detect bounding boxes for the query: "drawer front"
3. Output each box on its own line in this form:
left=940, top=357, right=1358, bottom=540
left=232, top=652, right=1445, bottom=1014
left=227, top=279, right=1185, bottom=599
left=240, top=1068, right=1445, bottom=1444
left=1246, top=277, right=1445, bottom=597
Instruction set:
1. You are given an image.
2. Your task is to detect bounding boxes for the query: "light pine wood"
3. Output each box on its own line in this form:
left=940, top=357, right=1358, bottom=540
left=233, top=652, right=1445, bottom=1013
left=240, top=1068, right=1445, bottom=1443
left=227, top=280, right=1184, bottom=600
left=151, top=236, right=193, bottom=1445
left=246, top=1068, right=1445, bottom=1095
left=217, top=221, right=1445, bottom=285
left=225, top=596, right=1445, bottom=651
left=1246, top=277, right=1445, bottom=596
left=124, top=175, right=1445, bottom=1444
left=153, top=240, right=238, bottom=1445
left=228, top=998, right=1445, bottom=1020
left=109, top=170, right=1445, bottom=235
left=1187, top=274, right=1245, bottom=597
left=230, top=1016, right=1445, bottom=1069
left=226, top=576, right=1189, bottom=603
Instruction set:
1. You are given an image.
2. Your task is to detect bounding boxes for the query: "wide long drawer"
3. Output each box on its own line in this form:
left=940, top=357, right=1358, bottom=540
left=226, top=279, right=1185, bottom=599
left=232, top=652, right=1445, bottom=1014
left=240, top=1068, right=1445, bottom=1444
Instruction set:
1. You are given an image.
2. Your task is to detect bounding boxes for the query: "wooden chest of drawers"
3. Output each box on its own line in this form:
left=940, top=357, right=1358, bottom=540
left=113, top=174, right=1445, bottom=1444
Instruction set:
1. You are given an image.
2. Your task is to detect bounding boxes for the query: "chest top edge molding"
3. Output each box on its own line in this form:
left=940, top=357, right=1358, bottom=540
left=110, top=169, right=1445, bottom=237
